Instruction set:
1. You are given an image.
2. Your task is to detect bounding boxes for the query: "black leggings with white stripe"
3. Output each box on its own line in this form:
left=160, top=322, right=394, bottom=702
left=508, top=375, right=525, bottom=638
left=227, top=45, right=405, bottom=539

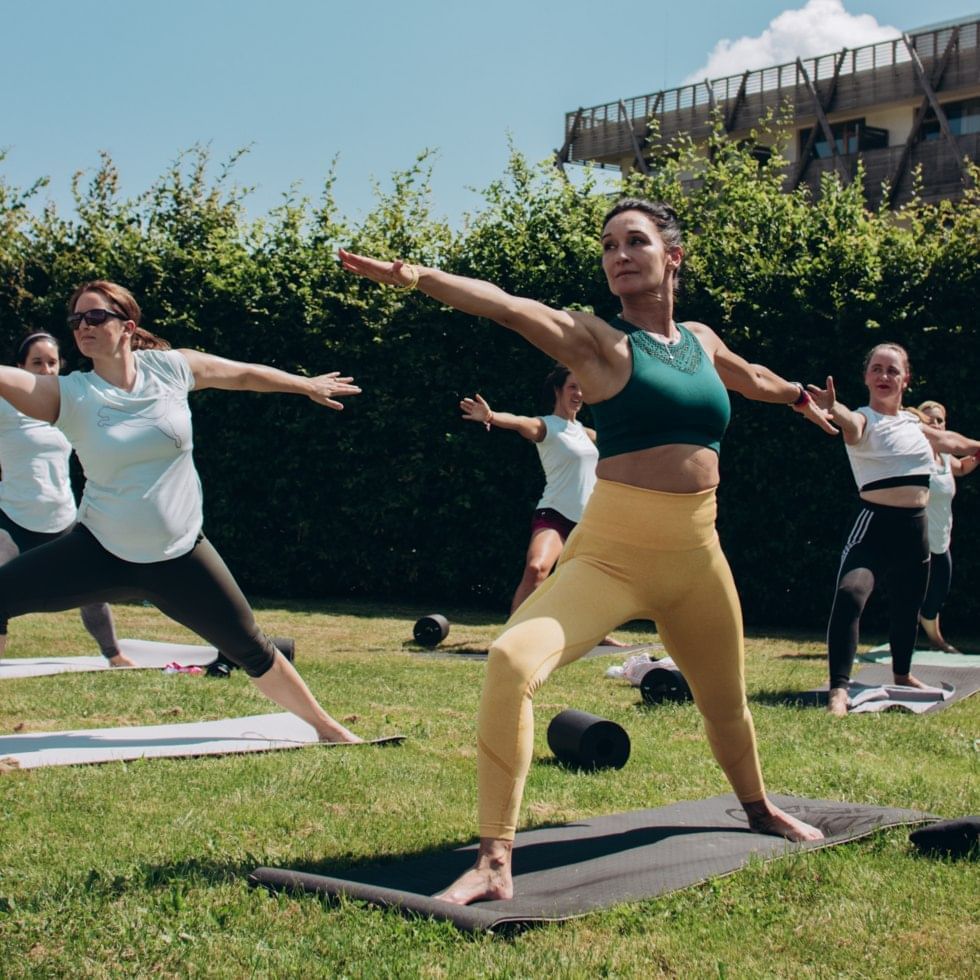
left=827, top=501, right=929, bottom=688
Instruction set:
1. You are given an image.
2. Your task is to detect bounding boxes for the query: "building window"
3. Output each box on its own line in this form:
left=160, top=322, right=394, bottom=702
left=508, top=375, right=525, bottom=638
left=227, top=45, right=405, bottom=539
left=800, top=119, right=888, bottom=159
left=921, top=97, right=980, bottom=140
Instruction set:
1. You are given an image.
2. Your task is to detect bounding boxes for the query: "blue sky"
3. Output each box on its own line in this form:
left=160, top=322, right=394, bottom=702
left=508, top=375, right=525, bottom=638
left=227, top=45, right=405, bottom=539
left=2, top=0, right=977, bottom=227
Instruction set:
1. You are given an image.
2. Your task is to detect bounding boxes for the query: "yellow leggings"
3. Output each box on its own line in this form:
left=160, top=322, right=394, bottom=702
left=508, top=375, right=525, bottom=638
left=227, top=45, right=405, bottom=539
left=478, top=479, right=765, bottom=840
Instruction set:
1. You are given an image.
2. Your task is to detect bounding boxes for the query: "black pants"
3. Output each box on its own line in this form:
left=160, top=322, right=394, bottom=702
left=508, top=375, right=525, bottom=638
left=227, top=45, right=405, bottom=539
left=827, top=502, right=929, bottom=687
left=0, top=524, right=276, bottom=677
left=921, top=549, right=952, bottom=620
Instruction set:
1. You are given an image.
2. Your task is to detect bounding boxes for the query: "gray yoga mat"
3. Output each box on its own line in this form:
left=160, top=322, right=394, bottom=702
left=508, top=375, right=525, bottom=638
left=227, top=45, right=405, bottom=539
left=249, top=793, right=933, bottom=932
left=793, top=664, right=980, bottom=714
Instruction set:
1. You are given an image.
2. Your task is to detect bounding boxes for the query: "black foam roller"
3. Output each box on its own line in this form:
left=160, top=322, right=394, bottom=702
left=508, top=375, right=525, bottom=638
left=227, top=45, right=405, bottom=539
left=546, top=709, right=630, bottom=770
left=413, top=614, right=450, bottom=647
left=640, top=665, right=692, bottom=705
left=909, top=817, right=980, bottom=858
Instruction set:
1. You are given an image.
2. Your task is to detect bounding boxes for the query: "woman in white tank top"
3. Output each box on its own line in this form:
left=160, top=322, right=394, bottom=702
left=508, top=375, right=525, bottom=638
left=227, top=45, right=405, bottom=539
left=916, top=399, right=979, bottom=653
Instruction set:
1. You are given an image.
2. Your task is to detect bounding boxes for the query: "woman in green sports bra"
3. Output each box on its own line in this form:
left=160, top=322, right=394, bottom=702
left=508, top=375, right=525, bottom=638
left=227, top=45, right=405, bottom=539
left=340, top=197, right=838, bottom=906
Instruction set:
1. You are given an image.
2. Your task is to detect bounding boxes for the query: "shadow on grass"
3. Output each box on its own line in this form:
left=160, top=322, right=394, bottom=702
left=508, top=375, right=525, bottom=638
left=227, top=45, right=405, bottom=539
left=749, top=689, right=825, bottom=708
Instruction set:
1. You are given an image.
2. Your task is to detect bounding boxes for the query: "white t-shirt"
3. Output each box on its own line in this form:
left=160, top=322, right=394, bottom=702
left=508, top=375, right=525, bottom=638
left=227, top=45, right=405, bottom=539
left=845, top=407, right=933, bottom=490
left=925, top=453, right=955, bottom=554
left=535, top=415, right=599, bottom=523
left=0, top=399, right=77, bottom=533
left=56, top=349, right=203, bottom=563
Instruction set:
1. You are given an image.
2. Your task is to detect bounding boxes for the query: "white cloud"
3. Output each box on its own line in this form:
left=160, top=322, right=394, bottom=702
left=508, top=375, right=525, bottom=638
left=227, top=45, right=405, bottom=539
left=682, top=0, right=899, bottom=84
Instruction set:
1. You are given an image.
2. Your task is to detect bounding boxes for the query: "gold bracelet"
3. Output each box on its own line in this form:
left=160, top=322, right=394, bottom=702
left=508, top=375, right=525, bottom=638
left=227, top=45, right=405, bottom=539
left=484, top=410, right=494, bottom=432
left=393, top=263, right=420, bottom=291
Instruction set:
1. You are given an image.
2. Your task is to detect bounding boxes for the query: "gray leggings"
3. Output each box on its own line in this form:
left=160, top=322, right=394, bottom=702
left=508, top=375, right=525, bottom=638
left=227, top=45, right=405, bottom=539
left=0, top=524, right=276, bottom=677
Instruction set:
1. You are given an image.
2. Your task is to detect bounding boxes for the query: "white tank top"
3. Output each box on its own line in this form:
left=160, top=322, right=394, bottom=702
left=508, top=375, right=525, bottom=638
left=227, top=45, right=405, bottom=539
left=845, top=407, right=933, bottom=490
left=535, top=415, right=599, bottom=523
left=925, top=454, right=955, bottom=553
left=56, top=349, right=202, bottom=562
left=0, top=399, right=77, bottom=533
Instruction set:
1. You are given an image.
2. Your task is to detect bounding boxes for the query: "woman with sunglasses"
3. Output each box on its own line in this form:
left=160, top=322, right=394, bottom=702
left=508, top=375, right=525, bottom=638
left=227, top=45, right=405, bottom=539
left=0, top=332, right=130, bottom=664
left=916, top=399, right=979, bottom=654
left=340, top=197, right=837, bottom=906
left=0, top=281, right=362, bottom=741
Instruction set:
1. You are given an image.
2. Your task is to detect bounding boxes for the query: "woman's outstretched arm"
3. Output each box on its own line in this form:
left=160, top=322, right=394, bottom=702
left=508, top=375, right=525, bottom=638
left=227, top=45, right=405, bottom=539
left=338, top=249, right=607, bottom=374
left=920, top=424, right=980, bottom=457
left=806, top=377, right=865, bottom=444
left=460, top=394, right=546, bottom=442
left=0, top=368, right=60, bottom=422
left=690, top=324, right=837, bottom=434
left=179, top=351, right=361, bottom=410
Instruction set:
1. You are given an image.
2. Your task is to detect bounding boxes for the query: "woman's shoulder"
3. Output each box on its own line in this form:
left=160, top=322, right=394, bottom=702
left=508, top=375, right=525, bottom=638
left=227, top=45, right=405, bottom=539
left=136, top=348, right=193, bottom=387
left=677, top=320, right=720, bottom=352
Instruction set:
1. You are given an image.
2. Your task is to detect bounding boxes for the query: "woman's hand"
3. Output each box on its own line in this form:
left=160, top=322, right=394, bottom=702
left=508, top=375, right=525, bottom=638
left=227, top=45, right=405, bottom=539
left=307, top=372, right=362, bottom=410
left=338, top=249, right=418, bottom=288
left=460, top=394, right=492, bottom=425
left=806, top=376, right=836, bottom=412
left=793, top=391, right=838, bottom=434
left=807, top=376, right=866, bottom=444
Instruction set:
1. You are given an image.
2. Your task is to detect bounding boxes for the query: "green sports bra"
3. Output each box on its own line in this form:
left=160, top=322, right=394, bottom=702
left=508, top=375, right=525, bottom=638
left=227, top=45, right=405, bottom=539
left=591, top=319, right=732, bottom=459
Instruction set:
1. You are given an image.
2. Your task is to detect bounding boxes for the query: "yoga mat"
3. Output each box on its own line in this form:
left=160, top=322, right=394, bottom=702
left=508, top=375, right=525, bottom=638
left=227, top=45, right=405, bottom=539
left=416, top=643, right=661, bottom=663
left=546, top=710, right=630, bottom=770
left=861, top=643, right=979, bottom=667
left=0, top=636, right=296, bottom=679
left=0, top=638, right=218, bottom=679
left=0, top=713, right=403, bottom=770
left=250, top=793, right=934, bottom=932
left=792, top=664, right=980, bottom=714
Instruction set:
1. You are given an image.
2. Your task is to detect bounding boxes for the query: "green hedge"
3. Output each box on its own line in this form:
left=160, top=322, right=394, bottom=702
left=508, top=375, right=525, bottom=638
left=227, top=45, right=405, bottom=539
left=1, top=138, right=978, bottom=630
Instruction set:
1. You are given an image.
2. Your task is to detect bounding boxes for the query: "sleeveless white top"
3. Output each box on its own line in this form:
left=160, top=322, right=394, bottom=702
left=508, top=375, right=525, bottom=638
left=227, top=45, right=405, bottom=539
left=845, top=407, right=933, bottom=490
left=925, top=453, right=955, bottom=553
left=535, top=415, right=599, bottom=523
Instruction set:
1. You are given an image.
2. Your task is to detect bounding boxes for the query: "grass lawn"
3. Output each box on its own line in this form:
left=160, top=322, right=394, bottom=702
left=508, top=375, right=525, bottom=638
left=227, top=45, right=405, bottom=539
left=1, top=600, right=977, bottom=978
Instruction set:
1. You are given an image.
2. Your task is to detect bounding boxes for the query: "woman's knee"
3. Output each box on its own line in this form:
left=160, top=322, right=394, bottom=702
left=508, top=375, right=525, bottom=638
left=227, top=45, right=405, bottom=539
left=222, top=627, right=277, bottom=678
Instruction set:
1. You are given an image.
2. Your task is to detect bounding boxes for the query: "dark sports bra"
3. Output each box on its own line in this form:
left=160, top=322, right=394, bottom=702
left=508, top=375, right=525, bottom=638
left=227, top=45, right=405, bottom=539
left=591, top=319, right=731, bottom=459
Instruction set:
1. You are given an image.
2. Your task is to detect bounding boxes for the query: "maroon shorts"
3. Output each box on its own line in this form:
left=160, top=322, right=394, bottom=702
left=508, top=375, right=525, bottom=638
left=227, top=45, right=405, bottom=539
left=530, top=508, right=577, bottom=541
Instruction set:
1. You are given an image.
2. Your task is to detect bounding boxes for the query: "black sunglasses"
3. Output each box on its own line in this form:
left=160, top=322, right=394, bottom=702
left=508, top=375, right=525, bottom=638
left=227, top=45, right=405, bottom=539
left=67, top=309, right=128, bottom=328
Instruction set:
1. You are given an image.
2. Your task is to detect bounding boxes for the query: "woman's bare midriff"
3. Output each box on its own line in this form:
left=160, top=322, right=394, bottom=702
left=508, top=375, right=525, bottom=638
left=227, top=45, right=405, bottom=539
left=596, top=444, right=720, bottom=493
left=859, top=486, right=929, bottom=508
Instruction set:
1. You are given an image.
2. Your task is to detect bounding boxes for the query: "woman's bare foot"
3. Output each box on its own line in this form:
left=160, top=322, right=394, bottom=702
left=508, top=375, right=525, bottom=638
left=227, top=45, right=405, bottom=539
left=435, top=838, right=513, bottom=905
left=827, top=686, right=850, bottom=717
left=919, top=616, right=961, bottom=653
left=316, top=719, right=363, bottom=744
left=600, top=635, right=629, bottom=647
left=108, top=653, right=137, bottom=667
left=892, top=673, right=930, bottom=689
left=743, top=799, right=824, bottom=842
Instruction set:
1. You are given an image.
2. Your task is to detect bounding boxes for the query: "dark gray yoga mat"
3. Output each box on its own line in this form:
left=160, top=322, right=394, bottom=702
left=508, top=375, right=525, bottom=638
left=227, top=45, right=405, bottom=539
left=249, top=793, right=933, bottom=932
left=414, top=643, right=660, bottom=662
left=792, top=664, right=980, bottom=713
